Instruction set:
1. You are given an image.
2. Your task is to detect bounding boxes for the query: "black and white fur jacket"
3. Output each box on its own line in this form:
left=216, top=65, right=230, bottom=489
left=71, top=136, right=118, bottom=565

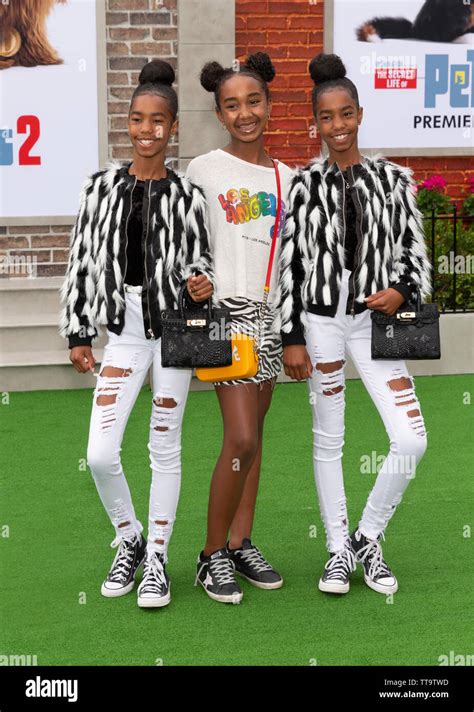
left=275, top=154, right=432, bottom=346
left=60, top=160, right=215, bottom=347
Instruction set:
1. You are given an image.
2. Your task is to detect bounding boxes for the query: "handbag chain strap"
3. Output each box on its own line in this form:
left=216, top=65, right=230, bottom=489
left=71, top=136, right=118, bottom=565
left=255, top=158, right=283, bottom=352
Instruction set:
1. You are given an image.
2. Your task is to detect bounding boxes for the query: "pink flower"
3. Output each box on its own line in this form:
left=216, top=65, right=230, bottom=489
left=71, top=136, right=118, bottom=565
left=421, top=175, right=447, bottom=192
left=469, top=176, right=474, bottom=194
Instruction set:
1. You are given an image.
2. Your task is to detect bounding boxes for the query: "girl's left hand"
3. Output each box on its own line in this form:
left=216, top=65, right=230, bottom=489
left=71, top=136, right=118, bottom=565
left=187, top=275, right=213, bottom=302
left=364, top=288, right=405, bottom=315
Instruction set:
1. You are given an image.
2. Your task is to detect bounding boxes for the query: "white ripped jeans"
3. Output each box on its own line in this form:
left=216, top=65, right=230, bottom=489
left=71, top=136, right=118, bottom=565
left=86, top=290, right=192, bottom=562
left=304, top=269, right=427, bottom=553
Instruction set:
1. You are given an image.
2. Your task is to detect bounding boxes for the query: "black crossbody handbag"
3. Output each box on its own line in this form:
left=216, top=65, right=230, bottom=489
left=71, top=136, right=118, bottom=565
left=160, top=284, right=233, bottom=368
left=371, top=291, right=441, bottom=360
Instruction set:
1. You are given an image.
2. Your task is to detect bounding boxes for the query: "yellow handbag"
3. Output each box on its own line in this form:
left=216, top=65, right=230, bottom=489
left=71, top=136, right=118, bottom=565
left=195, top=332, right=259, bottom=382
left=195, top=159, right=283, bottom=383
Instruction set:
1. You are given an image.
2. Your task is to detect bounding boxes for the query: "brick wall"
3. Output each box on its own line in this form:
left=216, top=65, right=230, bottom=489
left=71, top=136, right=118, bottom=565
left=236, top=0, right=474, bottom=201
left=0, top=0, right=177, bottom=279
left=106, top=0, right=178, bottom=163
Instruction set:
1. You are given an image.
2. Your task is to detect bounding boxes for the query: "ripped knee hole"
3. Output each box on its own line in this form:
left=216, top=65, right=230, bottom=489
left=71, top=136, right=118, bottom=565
left=316, top=360, right=345, bottom=396
left=96, top=366, right=133, bottom=406
left=152, top=396, right=178, bottom=432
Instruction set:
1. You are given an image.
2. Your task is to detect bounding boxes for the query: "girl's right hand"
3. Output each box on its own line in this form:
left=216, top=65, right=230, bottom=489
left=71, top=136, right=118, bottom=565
left=283, top=345, right=313, bottom=381
left=70, top=346, right=96, bottom=374
left=187, top=274, right=213, bottom=302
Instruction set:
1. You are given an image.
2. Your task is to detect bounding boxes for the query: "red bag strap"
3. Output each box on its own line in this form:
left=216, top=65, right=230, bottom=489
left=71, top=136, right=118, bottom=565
left=254, top=158, right=282, bottom=352
left=264, top=158, right=282, bottom=293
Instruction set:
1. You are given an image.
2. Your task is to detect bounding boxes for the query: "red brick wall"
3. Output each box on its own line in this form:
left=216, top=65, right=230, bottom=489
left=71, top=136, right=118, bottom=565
left=0, top=0, right=177, bottom=279
left=236, top=0, right=474, bottom=202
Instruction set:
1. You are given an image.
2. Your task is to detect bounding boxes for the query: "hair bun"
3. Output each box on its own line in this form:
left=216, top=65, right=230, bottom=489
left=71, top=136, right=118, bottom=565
left=245, top=52, right=275, bottom=83
left=139, top=59, right=175, bottom=87
left=200, top=61, right=227, bottom=92
left=309, top=53, right=346, bottom=86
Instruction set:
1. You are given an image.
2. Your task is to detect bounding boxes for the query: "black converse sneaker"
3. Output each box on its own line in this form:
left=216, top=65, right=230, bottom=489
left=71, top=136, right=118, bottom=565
left=137, top=551, right=171, bottom=608
left=227, top=539, right=283, bottom=589
left=101, top=532, right=146, bottom=598
left=350, top=529, right=398, bottom=594
left=195, top=548, right=243, bottom=604
left=318, top=546, right=356, bottom=594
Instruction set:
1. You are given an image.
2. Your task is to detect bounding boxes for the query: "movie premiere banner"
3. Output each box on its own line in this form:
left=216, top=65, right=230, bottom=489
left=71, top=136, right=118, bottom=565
left=0, top=0, right=106, bottom=221
left=328, top=0, right=474, bottom=155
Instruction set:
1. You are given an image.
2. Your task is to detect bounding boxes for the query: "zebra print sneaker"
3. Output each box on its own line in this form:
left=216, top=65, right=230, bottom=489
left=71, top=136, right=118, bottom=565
left=350, top=529, right=398, bottom=594
left=101, top=532, right=146, bottom=598
left=137, top=551, right=171, bottom=608
left=318, top=546, right=357, bottom=594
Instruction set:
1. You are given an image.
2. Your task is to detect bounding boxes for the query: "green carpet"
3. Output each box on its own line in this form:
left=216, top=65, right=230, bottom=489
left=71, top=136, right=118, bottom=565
left=1, top=375, right=472, bottom=666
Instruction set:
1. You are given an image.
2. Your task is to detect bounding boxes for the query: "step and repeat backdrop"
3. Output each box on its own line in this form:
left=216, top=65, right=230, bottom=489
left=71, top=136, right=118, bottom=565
left=0, top=0, right=106, bottom=221
left=327, top=0, right=473, bottom=154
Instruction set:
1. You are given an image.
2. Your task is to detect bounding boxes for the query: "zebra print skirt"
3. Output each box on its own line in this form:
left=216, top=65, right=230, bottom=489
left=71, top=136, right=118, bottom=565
left=215, top=296, right=283, bottom=387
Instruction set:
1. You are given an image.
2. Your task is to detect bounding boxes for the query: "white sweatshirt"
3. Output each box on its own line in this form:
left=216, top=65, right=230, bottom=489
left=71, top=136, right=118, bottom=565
left=186, top=148, right=294, bottom=305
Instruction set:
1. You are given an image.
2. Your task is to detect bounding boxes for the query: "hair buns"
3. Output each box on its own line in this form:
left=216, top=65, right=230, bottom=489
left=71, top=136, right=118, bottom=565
left=245, top=52, right=275, bottom=83
left=200, top=61, right=228, bottom=92
left=309, top=53, right=346, bottom=86
left=139, top=59, right=175, bottom=87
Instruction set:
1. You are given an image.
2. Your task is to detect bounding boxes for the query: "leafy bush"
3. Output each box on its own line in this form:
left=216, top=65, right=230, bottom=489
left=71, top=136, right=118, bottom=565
left=416, top=175, right=474, bottom=311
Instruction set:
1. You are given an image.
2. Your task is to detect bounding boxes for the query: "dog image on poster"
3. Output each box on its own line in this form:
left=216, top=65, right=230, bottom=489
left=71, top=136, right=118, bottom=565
left=357, top=0, right=474, bottom=43
left=0, top=0, right=67, bottom=70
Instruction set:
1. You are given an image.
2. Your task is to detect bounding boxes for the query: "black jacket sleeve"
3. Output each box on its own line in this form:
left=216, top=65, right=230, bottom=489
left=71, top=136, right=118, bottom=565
left=389, top=280, right=416, bottom=305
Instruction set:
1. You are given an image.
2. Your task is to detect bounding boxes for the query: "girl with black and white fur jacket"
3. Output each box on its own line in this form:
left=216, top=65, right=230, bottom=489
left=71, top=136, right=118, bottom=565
left=60, top=60, right=214, bottom=609
left=276, top=54, right=431, bottom=596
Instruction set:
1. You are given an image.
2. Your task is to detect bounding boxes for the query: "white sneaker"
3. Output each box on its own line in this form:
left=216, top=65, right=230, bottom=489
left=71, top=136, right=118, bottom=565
left=101, top=533, right=146, bottom=598
left=318, top=546, right=356, bottom=594
left=137, top=551, right=171, bottom=608
left=350, top=529, right=398, bottom=594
